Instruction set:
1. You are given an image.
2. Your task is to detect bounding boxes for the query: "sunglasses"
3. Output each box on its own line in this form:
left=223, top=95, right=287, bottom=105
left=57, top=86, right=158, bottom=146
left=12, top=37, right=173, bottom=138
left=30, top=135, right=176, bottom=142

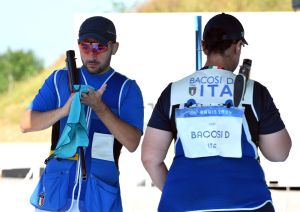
left=79, top=42, right=109, bottom=54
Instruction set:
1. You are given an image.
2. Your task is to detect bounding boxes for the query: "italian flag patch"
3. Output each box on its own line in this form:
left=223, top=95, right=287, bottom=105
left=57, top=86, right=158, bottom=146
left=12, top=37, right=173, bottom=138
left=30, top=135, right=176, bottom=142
left=38, top=193, right=45, bottom=206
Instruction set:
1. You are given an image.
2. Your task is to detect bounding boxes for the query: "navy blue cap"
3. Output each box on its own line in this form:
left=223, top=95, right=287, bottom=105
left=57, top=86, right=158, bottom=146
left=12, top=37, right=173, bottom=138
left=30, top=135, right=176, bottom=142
left=78, top=16, right=116, bottom=44
left=203, top=13, right=248, bottom=45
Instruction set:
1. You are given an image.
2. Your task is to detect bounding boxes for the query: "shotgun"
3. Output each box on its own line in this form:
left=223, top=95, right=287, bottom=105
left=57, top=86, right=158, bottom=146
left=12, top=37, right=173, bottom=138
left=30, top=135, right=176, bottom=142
left=65, top=50, right=87, bottom=180
left=233, top=59, right=252, bottom=107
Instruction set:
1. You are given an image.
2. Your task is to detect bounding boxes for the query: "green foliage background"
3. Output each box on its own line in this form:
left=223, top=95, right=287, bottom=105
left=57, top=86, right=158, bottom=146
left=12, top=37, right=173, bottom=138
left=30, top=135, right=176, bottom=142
left=136, top=0, right=294, bottom=12
left=0, top=56, right=64, bottom=142
left=0, top=49, right=43, bottom=93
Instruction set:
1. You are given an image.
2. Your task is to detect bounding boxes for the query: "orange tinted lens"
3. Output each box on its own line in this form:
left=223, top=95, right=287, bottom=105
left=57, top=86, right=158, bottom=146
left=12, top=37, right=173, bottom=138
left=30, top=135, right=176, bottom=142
left=79, top=42, right=108, bottom=54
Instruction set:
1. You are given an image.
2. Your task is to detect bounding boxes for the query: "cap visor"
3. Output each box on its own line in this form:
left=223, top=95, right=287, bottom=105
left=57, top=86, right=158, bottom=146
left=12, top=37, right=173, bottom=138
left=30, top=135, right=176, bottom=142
left=242, top=37, right=248, bottom=45
left=78, top=33, right=109, bottom=44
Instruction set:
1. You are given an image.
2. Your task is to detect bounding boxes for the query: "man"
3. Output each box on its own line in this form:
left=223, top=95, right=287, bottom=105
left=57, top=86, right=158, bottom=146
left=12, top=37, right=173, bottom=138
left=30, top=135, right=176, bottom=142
left=141, top=13, right=291, bottom=211
left=20, top=16, right=144, bottom=211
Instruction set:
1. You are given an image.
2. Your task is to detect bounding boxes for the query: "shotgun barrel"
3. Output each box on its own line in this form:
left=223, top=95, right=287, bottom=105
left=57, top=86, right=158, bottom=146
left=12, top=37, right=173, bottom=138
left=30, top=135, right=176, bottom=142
left=65, top=50, right=87, bottom=180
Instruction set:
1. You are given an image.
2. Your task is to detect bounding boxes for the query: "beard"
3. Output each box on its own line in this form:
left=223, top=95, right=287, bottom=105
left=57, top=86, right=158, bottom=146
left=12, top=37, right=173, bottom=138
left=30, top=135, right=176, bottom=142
left=83, top=57, right=111, bottom=75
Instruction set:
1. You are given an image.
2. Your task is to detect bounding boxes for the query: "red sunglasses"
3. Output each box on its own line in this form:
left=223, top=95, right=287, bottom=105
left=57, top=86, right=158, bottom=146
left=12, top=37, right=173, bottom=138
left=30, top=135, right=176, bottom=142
left=79, top=42, right=109, bottom=54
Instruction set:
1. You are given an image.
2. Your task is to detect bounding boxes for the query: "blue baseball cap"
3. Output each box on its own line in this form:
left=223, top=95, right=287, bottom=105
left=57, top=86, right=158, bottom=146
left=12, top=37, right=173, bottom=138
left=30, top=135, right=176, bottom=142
left=78, top=16, right=116, bottom=44
left=203, top=13, right=248, bottom=45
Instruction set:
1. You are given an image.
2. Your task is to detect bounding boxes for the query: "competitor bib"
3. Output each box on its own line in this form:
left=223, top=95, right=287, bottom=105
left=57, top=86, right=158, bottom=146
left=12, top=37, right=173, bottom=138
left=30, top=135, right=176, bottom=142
left=175, top=106, right=244, bottom=158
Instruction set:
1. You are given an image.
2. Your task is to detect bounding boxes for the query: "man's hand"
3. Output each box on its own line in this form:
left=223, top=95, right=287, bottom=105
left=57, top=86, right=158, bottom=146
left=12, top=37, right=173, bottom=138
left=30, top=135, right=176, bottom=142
left=20, top=93, right=75, bottom=133
left=80, top=84, right=107, bottom=112
left=62, top=93, right=75, bottom=116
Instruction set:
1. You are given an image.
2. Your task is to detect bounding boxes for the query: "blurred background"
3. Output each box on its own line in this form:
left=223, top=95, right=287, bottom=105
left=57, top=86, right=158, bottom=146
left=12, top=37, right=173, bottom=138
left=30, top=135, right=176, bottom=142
left=1, top=0, right=300, bottom=211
